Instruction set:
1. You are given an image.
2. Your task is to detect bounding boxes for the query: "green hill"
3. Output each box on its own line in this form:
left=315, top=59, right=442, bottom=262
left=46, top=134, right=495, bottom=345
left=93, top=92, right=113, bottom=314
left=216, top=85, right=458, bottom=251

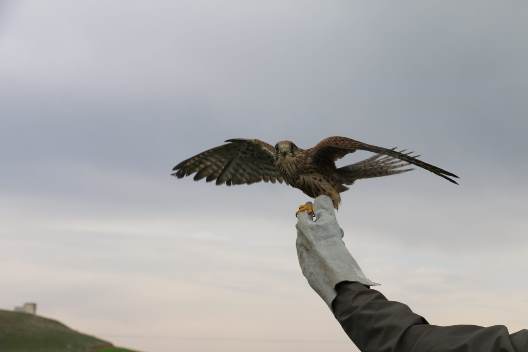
left=0, top=309, right=138, bottom=352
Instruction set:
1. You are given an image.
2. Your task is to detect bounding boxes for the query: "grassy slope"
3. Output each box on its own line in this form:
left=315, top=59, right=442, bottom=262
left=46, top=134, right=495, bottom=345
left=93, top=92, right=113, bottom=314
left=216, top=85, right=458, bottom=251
left=0, top=309, right=137, bottom=352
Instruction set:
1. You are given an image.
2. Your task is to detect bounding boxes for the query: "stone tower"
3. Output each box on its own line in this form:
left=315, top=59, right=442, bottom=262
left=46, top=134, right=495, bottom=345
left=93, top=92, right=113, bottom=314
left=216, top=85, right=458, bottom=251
left=14, top=302, right=37, bottom=315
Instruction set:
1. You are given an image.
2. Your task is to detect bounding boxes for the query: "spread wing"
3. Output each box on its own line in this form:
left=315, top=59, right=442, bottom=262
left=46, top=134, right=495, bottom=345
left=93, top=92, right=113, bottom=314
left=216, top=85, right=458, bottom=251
left=172, top=138, right=284, bottom=185
left=337, top=153, right=414, bottom=183
left=310, top=136, right=459, bottom=184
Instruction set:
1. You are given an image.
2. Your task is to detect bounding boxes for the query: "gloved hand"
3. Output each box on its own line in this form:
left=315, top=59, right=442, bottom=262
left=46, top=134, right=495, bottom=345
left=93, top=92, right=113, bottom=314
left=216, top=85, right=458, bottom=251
left=296, top=195, right=378, bottom=309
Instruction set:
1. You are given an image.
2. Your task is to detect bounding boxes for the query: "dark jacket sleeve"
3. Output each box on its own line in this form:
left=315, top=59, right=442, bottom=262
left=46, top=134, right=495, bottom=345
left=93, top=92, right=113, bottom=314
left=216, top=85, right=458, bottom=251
left=332, top=281, right=528, bottom=352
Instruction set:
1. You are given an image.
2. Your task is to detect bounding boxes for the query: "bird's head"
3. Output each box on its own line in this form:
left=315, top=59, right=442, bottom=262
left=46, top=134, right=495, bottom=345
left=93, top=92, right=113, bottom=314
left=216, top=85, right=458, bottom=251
left=274, top=140, right=299, bottom=159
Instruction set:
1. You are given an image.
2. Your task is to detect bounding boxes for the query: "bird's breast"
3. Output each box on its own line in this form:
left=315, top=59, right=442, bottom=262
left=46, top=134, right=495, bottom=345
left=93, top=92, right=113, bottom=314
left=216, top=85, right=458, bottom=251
left=276, top=157, right=301, bottom=183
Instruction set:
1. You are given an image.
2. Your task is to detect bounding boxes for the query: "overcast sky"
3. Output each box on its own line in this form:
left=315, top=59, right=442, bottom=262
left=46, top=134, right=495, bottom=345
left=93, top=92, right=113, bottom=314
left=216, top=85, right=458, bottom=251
left=1, top=1, right=527, bottom=351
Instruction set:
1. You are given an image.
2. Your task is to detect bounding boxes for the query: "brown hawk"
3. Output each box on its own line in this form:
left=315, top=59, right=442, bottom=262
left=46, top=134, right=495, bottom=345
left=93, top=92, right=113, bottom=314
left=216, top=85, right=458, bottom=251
left=172, top=136, right=458, bottom=212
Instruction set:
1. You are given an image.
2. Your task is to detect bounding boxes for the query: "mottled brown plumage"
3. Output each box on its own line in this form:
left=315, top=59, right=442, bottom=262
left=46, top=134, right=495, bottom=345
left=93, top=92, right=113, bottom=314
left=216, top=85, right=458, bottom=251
left=172, top=136, right=458, bottom=208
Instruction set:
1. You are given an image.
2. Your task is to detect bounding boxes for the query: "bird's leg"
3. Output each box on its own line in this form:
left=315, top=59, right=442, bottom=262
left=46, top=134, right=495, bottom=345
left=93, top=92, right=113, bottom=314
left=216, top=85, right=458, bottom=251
left=296, top=201, right=314, bottom=217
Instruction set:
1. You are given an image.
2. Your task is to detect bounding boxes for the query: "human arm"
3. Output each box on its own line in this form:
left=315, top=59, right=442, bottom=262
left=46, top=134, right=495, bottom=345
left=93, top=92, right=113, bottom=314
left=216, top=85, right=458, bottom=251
left=296, top=195, right=528, bottom=352
left=333, top=281, right=528, bottom=352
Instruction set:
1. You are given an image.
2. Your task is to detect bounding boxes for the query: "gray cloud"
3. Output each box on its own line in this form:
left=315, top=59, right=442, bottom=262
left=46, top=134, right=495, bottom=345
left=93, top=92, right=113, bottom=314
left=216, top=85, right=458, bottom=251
left=1, top=1, right=527, bottom=351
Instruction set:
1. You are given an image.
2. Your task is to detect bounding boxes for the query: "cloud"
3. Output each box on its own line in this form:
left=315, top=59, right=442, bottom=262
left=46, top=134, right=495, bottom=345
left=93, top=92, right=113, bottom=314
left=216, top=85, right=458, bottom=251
left=0, top=1, right=527, bottom=351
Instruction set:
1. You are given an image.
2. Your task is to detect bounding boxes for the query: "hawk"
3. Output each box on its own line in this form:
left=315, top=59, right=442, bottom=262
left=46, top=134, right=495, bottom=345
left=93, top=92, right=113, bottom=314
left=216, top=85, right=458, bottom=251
left=172, top=136, right=458, bottom=213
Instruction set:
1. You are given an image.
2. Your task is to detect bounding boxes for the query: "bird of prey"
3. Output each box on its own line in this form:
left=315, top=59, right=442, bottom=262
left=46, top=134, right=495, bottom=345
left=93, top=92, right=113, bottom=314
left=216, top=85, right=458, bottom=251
left=172, top=136, right=458, bottom=213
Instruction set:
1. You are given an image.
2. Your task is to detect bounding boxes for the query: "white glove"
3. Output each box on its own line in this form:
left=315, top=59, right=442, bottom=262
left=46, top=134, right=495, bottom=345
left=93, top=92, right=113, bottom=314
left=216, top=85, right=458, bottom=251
left=296, top=195, right=378, bottom=309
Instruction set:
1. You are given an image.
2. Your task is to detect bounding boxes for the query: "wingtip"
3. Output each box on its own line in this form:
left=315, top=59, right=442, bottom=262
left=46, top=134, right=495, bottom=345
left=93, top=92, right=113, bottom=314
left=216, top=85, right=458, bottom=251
left=434, top=169, right=459, bottom=185
left=443, top=170, right=459, bottom=178
left=443, top=171, right=460, bottom=183
left=172, top=159, right=188, bottom=171
left=445, top=176, right=459, bottom=185
left=171, top=168, right=186, bottom=178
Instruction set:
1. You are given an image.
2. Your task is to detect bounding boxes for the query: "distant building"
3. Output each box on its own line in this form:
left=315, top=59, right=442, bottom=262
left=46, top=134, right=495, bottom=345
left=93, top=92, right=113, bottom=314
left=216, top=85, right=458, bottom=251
left=14, top=302, right=37, bottom=315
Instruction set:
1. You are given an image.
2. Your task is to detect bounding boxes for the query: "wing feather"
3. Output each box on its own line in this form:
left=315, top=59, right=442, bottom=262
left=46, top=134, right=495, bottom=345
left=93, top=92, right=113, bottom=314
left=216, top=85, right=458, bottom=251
left=172, top=139, right=284, bottom=186
left=310, top=136, right=459, bottom=184
left=337, top=152, right=414, bottom=184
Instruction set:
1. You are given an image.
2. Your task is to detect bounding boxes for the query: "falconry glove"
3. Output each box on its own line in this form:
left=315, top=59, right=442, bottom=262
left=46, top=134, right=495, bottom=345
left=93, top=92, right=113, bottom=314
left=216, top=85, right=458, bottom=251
left=296, top=195, right=378, bottom=309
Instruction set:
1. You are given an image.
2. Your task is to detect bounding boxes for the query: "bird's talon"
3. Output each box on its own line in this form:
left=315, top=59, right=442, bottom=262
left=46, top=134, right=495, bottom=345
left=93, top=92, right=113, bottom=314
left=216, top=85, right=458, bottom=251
left=296, top=202, right=314, bottom=217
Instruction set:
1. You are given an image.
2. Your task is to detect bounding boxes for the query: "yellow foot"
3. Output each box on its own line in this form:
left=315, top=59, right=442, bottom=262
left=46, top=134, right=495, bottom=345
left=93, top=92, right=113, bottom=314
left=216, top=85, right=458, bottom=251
left=296, top=201, right=314, bottom=217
